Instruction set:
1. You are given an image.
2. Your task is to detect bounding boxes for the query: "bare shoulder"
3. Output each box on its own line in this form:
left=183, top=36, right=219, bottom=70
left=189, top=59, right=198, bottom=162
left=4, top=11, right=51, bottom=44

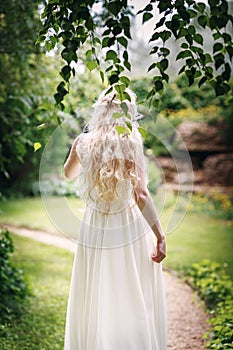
left=72, top=132, right=87, bottom=148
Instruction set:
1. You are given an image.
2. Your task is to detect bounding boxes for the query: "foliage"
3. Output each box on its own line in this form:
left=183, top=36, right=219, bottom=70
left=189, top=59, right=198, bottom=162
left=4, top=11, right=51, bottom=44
left=188, top=190, right=233, bottom=221
left=0, top=234, right=73, bottom=349
left=38, top=0, right=233, bottom=108
left=187, top=260, right=233, bottom=349
left=32, top=178, right=79, bottom=197
left=0, top=0, right=63, bottom=194
left=0, top=228, right=29, bottom=323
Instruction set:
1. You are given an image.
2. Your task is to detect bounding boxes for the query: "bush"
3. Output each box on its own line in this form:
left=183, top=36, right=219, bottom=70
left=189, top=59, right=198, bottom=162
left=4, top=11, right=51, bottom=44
left=0, top=228, right=29, bottom=324
left=187, top=260, right=233, bottom=349
left=188, top=191, right=233, bottom=221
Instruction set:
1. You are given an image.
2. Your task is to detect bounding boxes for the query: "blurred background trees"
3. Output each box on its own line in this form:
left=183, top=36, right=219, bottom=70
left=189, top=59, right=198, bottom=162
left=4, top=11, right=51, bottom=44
left=0, top=0, right=232, bottom=197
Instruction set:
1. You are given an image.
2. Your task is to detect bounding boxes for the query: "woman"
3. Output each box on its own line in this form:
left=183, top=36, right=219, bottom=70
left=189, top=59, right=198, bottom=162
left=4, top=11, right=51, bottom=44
left=63, top=88, right=167, bottom=350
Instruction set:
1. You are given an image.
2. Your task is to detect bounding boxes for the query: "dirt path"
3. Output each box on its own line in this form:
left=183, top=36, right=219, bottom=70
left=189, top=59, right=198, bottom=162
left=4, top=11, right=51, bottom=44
left=4, top=224, right=209, bottom=349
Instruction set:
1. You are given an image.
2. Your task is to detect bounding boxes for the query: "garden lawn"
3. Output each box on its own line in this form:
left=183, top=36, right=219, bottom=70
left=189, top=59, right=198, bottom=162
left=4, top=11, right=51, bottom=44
left=0, top=196, right=84, bottom=234
left=163, top=211, right=233, bottom=279
left=0, top=234, right=73, bottom=350
left=0, top=196, right=232, bottom=278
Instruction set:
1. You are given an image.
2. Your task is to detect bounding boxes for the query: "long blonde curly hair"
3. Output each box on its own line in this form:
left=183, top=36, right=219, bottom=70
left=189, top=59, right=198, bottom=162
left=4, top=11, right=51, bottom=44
left=77, top=88, right=144, bottom=209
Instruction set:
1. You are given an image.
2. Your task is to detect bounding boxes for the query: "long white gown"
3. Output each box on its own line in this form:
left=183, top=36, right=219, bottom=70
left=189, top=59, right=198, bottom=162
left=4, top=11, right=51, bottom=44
left=64, top=132, right=167, bottom=350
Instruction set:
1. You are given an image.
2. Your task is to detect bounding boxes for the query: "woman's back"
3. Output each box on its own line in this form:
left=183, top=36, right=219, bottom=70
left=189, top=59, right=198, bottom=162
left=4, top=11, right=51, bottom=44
left=75, top=127, right=144, bottom=214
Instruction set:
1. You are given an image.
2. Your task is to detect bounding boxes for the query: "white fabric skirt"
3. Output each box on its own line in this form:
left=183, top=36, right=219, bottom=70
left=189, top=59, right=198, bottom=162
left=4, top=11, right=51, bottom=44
left=64, top=203, right=167, bottom=350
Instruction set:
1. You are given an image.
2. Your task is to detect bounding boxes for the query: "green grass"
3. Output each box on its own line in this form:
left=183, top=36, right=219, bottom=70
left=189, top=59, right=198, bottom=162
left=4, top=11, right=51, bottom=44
left=0, top=196, right=232, bottom=278
left=0, top=234, right=73, bottom=350
left=163, top=211, right=233, bottom=278
left=0, top=196, right=84, bottom=234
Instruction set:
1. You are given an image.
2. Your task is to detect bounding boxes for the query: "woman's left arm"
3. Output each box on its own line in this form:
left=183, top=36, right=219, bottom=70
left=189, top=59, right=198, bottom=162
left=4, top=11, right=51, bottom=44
left=64, top=136, right=80, bottom=180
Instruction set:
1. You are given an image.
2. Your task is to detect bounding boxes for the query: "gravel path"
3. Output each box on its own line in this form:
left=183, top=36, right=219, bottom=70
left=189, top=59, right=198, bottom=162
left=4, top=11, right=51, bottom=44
left=4, top=224, right=209, bottom=349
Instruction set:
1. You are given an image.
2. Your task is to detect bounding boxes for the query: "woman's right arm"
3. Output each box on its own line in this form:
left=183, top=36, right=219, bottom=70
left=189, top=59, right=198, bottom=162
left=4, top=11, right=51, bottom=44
left=135, top=166, right=166, bottom=263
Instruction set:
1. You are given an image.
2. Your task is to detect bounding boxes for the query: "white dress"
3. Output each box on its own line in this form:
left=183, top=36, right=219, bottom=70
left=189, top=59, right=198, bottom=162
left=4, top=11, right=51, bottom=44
left=64, top=132, right=167, bottom=350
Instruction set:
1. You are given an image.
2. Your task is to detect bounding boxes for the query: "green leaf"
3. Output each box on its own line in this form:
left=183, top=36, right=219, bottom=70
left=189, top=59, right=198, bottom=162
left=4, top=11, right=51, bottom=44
left=60, top=65, right=71, bottom=82
left=123, top=60, right=131, bottom=71
left=86, top=60, right=98, bottom=71
left=213, top=32, right=221, bottom=40
left=148, top=63, right=156, bottom=72
left=214, top=52, right=225, bottom=70
left=149, top=32, right=160, bottom=42
left=159, top=30, right=172, bottom=42
left=115, top=64, right=125, bottom=73
left=176, top=50, right=192, bottom=60
left=137, top=4, right=153, bottom=14
left=194, top=2, right=206, bottom=13
left=114, top=84, right=126, bottom=94
left=106, top=50, right=118, bottom=62
left=119, top=76, right=130, bottom=86
left=117, top=37, right=128, bottom=48
left=160, top=58, right=168, bottom=71
left=150, top=46, right=159, bottom=54
left=85, top=17, right=94, bottom=31
left=120, top=101, right=129, bottom=114
left=54, top=92, right=63, bottom=104
left=122, top=92, right=131, bottom=101
left=188, top=25, right=196, bottom=35
left=226, top=45, right=233, bottom=60
left=181, top=43, right=189, bottom=49
left=178, top=65, right=186, bottom=74
left=138, top=127, right=148, bottom=139
left=61, top=49, right=77, bottom=64
left=159, top=47, right=170, bottom=56
left=86, top=49, right=93, bottom=58
left=112, top=112, right=124, bottom=119
left=35, top=35, right=46, bottom=45
left=185, top=69, right=195, bottom=86
left=93, top=37, right=101, bottom=45
left=158, top=0, right=172, bottom=13
left=194, top=33, right=203, bottom=45
left=222, top=33, right=231, bottom=44
left=198, top=15, right=207, bottom=28
left=109, top=74, right=119, bottom=84
left=45, top=41, right=53, bottom=52
left=204, top=53, right=213, bottom=64
left=113, top=25, right=122, bottom=36
left=215, top=82, right=230, bottom=96
left=177, top=28, right=188, bottom=39
left=126, top=121, right=132, bottom=131
left=152, top=99, right=160, bottom=110
left=222, top=63, right=231, bottom=81
left=213, top=42, right=223, bottom=53
left=198, top=76, right=208, bottom=87
left=147, top=88, right=155, bottom=99
left=34, top=142, right=42, bottom=152
left=142, top=12, right=153, bottom=24
left=194, top=70, right=201, bottom=78
left=116, top=125, right=130, bottom=135
left=100, top=70, right=105, bottom=83
left=154, top=80, right=163, bottom=92
left=108, top=1, right=121, bottom=16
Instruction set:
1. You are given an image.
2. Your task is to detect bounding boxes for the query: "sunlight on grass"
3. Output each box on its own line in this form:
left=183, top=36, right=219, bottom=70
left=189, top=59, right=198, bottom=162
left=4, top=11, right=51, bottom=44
left=0, top=196, right=232, bottom=278
left=163, top=212, right=233, bottom=278
left=0, top=234, right=73, bottom=350
left=0, top=196, right=84, bottom=234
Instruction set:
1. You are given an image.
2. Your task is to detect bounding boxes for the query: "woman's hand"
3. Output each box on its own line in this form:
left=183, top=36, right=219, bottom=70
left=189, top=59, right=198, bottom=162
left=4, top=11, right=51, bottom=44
left=151, top=237, right=166, bottom=263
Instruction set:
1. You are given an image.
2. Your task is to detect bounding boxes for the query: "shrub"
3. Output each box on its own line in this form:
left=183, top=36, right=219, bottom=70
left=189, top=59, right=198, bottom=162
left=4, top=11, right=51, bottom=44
left=188, top=191, right=233, bottom=221
left=0, top=228, right=29, bottom=324
left=187, top=260, right=233, bottom=349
